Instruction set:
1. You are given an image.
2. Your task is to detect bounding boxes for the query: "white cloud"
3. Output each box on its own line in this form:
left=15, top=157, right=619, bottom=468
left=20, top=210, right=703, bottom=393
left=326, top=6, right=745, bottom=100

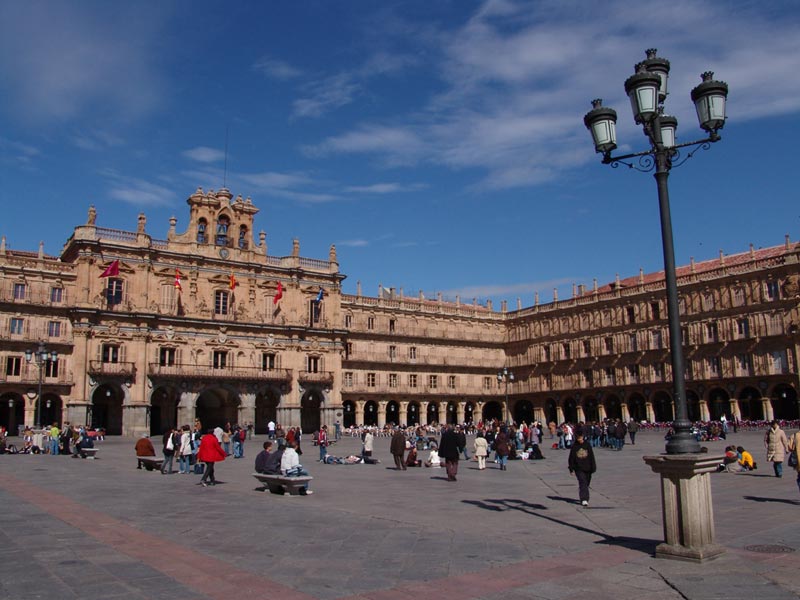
left=337, top=239, right=370, bottom=247
left=182, top=147, right=226, bottom=163
left=253, top=56, right=303, bottom=80
left=444, top=278, right=576, bottom=300
left=103, top=171, right=176, bottom=207
left=72, top=130, right=125, bottom=151
left=345, top=182, right=427, bottom=194
left=0, top=137, right=41, bottom=166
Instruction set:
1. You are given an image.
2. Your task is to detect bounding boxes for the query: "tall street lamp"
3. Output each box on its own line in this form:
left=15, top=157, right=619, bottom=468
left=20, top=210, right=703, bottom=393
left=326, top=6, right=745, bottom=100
left=584, top=49, right=728, bottom=562
left=25, top=342, right=58, bottom=429
left=584, top=49, right=728, bottom=455
left=497, top=367, right=514, bottom=424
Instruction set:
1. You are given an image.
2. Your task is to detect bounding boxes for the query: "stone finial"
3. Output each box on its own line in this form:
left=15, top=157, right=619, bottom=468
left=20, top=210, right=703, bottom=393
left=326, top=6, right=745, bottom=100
left=378, top=283, right=383, bottom=297
left=437, top=292, right=442, bottom=302
left=690, top=257, right=696, bottom=273
left=535, top=291, right=539, bottom=305
left=169, top=216, right=177, bottom=234
left=553, top=287, right=558, bottom=302
left=356, top=280, right=362, bottom=296
left=259, top=231, right=266, bottom=251
left=719, top=249, right=725, bottom=266
left=399, top=287, right=404, bottom=299
left=786, top=234, right=791, bottom=250
left=419, top=290, right=424, bottom=301
left=0, top=236, right=5, bottom=255
left=487, top=299, right=493, bottom=311
left=593, top=278, right=598, bottom=293
left=639, top=268, right=645, bottom=285
left=329, top=244, right=337, bottom=263
left=516, top=297, right=522, bottom=310
left=750, top=243, right=755, bottom=260
left=87, top=205, right=97, bottom=226
left=501, top=300, right=507, bottom=312
left=456, top=295, right=461, bottom=307
left=137, top=213, right=146, bottom=234
left=38, top=241, right=44, bottom=259
left=235, top=194, right=243, bottom=203
left=572, top=283, right=577, bottom=298
left=292, top=238, right=300, bottom=257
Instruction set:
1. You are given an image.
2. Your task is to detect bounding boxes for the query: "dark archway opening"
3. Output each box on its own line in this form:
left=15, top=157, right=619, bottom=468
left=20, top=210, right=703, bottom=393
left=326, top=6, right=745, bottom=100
left=407, top=402, right=420, bottom=427
left=300, top=389, right=323, bottom=433
left=386, top=400, right=400, bottom=427
left=255, top=388, right=280, bottom=434
left=772, top=385, right=799, bottom=420
left=738, top=387, right=763, bottom=421
left=708, top=388, right=729, bottom=421
left=482, top=400, right=503, bottom=424
left=653, top=392, right=674, bottom=423
left=150, top=386, right=179, bottom=435
left=426, top=402, right=439, bottom=425
left=583, top=397, right=599, bottom=422
left=364, top=400, right=378, bottom=426
left=196, top=387, right=240, bottom=431
left=92, top=385, right=124, bottom=435
left=0, top=393, right=25, bottom=436
left=514, top=399, right=534, bottom=425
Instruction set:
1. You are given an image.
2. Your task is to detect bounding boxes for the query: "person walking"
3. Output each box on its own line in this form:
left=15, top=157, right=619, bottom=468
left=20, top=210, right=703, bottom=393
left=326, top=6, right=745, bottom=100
left=178, top=425, right=193, bottom=474
left=764, top=420, right=789, bottom=478
left=318, top=425, right=329, bottom=463
left=197, top=429, right=226, bottom=487
left=494, top=427, right=510, bottom=470
left=438, top=424, right=461, bottom=482
left=390, top=427, right=407, bottom=470
left=568, top=430, right=597, bottom=507
left=161, top=427, right=177, bottom=474
left=474, top=432, right=488, bottom=470
left=627, top=419, right=639, bottom=445
left=788, top=430, right=800, bottom=494
left=362, top=429, right=374, bottom=458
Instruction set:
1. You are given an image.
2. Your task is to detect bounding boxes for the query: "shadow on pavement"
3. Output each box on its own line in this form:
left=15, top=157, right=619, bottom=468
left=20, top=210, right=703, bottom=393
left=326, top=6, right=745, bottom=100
left=743, top=495, right=800, bottom=505
left=462, top=497, right=657, bottom=555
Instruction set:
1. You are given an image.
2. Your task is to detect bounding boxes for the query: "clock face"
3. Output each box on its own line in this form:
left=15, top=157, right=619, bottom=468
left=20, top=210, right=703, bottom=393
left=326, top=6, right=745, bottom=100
left=219, top=248, right=230, bottom=259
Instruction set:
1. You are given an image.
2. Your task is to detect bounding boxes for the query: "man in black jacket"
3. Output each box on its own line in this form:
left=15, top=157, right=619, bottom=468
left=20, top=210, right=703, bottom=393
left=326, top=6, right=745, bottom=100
left=568, top=431, right=597, bottom=507
left=261, top=445, right=284, bottom=474
left=255, top=441, right=274, bottom=473
left=438, top=425, right=461, bottom=482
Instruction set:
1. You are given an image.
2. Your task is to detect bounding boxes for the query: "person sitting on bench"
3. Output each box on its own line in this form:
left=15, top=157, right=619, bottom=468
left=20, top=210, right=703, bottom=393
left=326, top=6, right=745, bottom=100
left=280, top=440, right=312, bottom=495
left=135, top=434, right=156, bottom=469
left=255, top=441, right=274, bottom=474
left=261, top=444, right=284, bottom=474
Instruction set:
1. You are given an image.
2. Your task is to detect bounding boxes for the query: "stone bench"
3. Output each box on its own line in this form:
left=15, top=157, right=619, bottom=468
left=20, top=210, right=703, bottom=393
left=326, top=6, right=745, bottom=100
left=253, top=473, right=313, bottom=495
left=137, top=456, right=164, bottom=471
left=80, top=448, right=99, bottom=459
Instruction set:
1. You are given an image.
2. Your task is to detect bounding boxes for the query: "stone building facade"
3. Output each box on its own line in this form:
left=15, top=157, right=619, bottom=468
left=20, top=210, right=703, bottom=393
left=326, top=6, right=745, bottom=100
left=1, top=188, right=798, bottom=436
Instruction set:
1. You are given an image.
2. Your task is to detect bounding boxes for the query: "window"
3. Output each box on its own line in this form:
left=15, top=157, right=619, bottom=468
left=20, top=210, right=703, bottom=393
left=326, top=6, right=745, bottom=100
left=732, top=287, right=745, bottom=307
left=765, top=280, right=780, bottom=301
left=262, top=353, right=276, bottom=370
left=409, top=374, right=417, bottom=388
left=708, top=356, right=721, bottom=377
left=604, top=337, right=614, bottom=353
left=344, top=372, right=354, bottom=387
left=543, top=346, right=551, bottom=361
left=544, top=373, right=553, bottom=389
left=604, top=367, right=616, bottom=385
left=562, top=343, right=571, bottom=360
left=344, top=314, right=352, bottom=328
left=216, top=215, right=230, bottom=246
left=448, top=375, right=456, bottom=389
left=6, top=357, right=21, bottom=376
left=48, top=321, right=61, bottom=338
left=483, top=376, right=492, bottom=390
left=106, top=278, right=124, bottom=306
left=626, top=306, right=636, bottom=324
left=706, top=322, right=719, bottom=343
left=367, top=317, right=375, bottom=330
left=583, top=340, right=591, bottom=357
left=50, top=287, right=64, bottom=303
left=654, top=362, right=665, bottom=381
left=308, top=299, right=323, bottom=325
left=771, top=351, right=787, bottom=374
left=45, top=359, right=59, bottom=378
left=389, top=319, right=395, bottom=332
left=702, top=293, right=714, bottom=311
left=214, top=290, right=230, bottom=315
left=159, top=347, right=176, bottom=367
left=346, top=342, right=353, bottom=358
left=629, top=333, right=638, bottom=352
left=9, top=317, right=24, bottom=335
left=197, top=218, right=208, bottom=244
left=737, top=318, right=750, bottom=339
left=736, top=353, right=752, bottom=375
left=429, top=375, right=438, bottom=389
left=627, top=364, right=639, bottom=381
left=307, top=356, right=320, bottom=373
left=238, top=226, right=248, bottom=250
left=367, top=373, right=376, bottom=387
left=583, top=369, right=593, bottom=386
left=650, top=302, right=660, bottom=320
left=389, top=373, right=398, bottom=388
left=13, top=283, right=26, bottom=300
left=389, top=345, right=397, bottom=360
left=409, top=347, right=417, bottom=360
left=213, top=350, right=228, bottom=369
left=652, top=330, right=663, bottom=349
left=160, top=283, right=176, bottom=313
left=102, top=344, right=120, bottom=363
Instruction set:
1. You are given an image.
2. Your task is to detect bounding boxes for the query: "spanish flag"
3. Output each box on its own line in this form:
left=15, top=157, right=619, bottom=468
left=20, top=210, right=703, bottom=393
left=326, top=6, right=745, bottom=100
left=229, top=273, right=238, bottom=290
left=273, top=281, right=283, bottom=305
left=174, top=268, right=182, bottom=291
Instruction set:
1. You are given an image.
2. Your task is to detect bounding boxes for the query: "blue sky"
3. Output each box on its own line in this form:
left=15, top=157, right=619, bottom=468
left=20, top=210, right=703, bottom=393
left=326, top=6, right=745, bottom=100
left=1, top=0, right=799, bottom=307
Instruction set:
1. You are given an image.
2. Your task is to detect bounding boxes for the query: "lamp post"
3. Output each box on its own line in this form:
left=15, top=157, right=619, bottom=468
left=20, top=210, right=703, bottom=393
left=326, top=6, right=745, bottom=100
left=585, top=49, right=728, bottom=562
left=25, top=342, right=58, bottom=429
left=497, top=367, right=514, bottom=424
left=584, top=49, right=728, bottom=455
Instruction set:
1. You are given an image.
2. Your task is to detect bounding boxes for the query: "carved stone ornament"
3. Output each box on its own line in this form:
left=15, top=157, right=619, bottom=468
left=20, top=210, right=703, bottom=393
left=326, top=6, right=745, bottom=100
left=782, top=275, right=800, bottom=299
left=218, top=329, right=227, bottom=344
left=267, top=334, right=275, bottom=346
left=165, top=326, right=175, bottom=340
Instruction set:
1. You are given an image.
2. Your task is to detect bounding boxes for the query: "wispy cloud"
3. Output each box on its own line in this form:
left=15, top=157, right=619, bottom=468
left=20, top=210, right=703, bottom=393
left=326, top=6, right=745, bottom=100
left=0, top=2, right=168, bottom=123
left=102, top=170, right=176, bottom=207
left=182, top=146, right=226, bottom=163
left=444, top=278, right=576, bottom=301
left=0, top=136, right=41, bottom=167
left=344, top=182, right=427, bottom=194
left=337, top=239, right=370, bottom=247
left=253, top=56, right=303, bottom=80
left=72, top=130, right=125, bottom=151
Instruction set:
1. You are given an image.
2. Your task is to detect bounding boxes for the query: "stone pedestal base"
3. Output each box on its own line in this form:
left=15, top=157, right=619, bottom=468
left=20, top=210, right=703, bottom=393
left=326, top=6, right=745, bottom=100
left=643, top=454, right=726, bottom=563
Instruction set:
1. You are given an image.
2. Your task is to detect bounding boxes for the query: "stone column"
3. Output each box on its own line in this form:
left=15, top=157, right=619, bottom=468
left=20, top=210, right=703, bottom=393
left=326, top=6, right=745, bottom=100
left=378, top=401, right=387, bottom=428
left=576, top=405, right=585, bottom=423
left=239, top=392, right=256, bottom=428
left=643, top=454, right=726, bottom=562
left=645, top=402, right=655, bottom=423
left=556, top=406, right=564, bottom=424
left=533, top=406, right=545, bottom=424
left=699, top=400, right=710, bottom=421
left=177, top=391, right=197, bottom=428
left=438, top=403, right=447, bottom=425
left=400, top=401, right=409, bottom=426
left=621, top=403, right=630, bottom=422
left=762, top=397, right=774, bottom=421
left=420, top=401, right=429, bottom=426
left=456, top=401, right=465, bottom=424
left=356, top=400, right=365, bottom=426
left=598, top=404, right=607, bottom=420
left=729, top=398, right=741, bottom=421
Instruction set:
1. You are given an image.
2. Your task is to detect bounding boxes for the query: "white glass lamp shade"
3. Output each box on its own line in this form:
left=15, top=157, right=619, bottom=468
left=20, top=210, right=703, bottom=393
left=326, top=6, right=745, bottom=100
left=583, top=99, right=618, bottom=154
left=642, top=49, right=670, bottom=102
left=691, top=71, right=728, bottom=133
left=659, top=115, right=678, bottom=148
left=624, top=70, right=661, bottom=124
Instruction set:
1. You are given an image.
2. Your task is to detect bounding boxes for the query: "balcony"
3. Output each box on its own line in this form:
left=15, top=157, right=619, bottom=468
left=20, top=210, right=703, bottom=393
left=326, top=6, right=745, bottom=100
left=148, top=363, right=292, bottom=382
left=298, top=370, right=334, bottom=385
left=0, top=368, right=74, bottom=385
left=88, top=361, right=137, bottom=377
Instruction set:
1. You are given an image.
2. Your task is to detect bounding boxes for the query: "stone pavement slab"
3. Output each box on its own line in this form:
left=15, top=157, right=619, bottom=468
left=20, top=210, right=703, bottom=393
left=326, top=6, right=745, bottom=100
left=0, top=430, right=799, bottom=599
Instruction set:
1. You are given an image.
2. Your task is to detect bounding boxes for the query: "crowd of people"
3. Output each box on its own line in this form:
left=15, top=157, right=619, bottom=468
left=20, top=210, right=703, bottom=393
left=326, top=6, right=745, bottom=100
left=0, top=422, right=97, bottom=457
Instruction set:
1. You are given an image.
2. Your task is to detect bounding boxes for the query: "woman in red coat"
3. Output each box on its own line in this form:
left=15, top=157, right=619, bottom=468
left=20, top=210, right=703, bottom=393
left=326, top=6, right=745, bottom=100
left=197, top=430, right=226, bottom=487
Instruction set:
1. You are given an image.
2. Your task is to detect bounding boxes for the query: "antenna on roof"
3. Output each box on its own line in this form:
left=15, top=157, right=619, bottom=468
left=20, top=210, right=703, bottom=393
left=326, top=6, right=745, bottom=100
left=223, top=124, right=230, bottom=188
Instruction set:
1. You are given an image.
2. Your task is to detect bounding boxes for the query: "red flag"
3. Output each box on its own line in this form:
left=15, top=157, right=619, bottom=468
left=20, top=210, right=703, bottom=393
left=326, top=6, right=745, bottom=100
left=229, top=273, right=238, bottom=290
left=99, top=260, right=120, bottom=278
left=273, top=281, right=283, bottom=304
left=174, top=268, right=182, bottom=291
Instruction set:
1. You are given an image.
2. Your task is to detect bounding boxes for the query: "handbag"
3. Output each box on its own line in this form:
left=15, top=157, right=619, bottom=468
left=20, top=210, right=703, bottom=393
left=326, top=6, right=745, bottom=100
left=789, top=451, right=798, bottom=468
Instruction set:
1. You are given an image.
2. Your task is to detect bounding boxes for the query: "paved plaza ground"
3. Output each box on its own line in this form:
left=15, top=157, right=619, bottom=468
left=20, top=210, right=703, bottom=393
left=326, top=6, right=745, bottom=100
left=1, top=429, right=799, bottom=600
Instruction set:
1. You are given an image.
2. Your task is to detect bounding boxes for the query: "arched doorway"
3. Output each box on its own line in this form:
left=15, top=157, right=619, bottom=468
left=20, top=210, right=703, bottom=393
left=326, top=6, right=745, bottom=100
left=92, top=385, right=124, bottom=435
left=255, top=388, right=280, bottom=434
left=708, top=388, right=729, bottom=421
left=464, top=402, right=474, bottom=425
left=150, top=386, right=179, bottom=435
left=628, top=393, right=646, bottom=422
left=364, top=400, right=378, bottom=426
left=772, top=385, right=799, bottom=420
left=605, top=395, right=622, bottom=420
left=38, top=394, right=62, bottom=428
left=563, top=398, right=578, bottom=424
left=386, top=400, right=400, bottom=426
left=446, top=401, right=458, bottom=425
left=653, top=391, right=673, bottom=422
left=196, top=386, right=240, bottom=431
left=737, top=387, right=763, bottom=421
left=482, top=400, right=503, bottom=424
left=514, top=399, right=534, bottom=425
left=686, top=390, right=701, bottom=422
left=0, top=393, right=24, bottom=435
left=545, top=398, right=557, bottom=425
left=426, top=402, right=439, bottom=425
left=406, top=402, right=420, bottom=426
left=300, top=389, right=323, bottom=433
left=342, top=400, right=356, bottom=428
left=583, top=397, right=599, bottom=422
